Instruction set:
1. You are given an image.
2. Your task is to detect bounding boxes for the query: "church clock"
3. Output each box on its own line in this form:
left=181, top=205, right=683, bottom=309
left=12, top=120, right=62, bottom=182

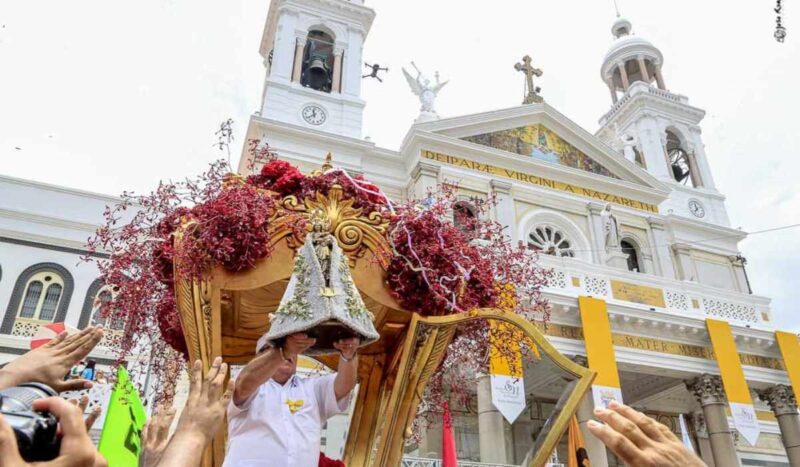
left=688, top=199, right=706, bottom=218
left=301, top=104, right=327, bottom=126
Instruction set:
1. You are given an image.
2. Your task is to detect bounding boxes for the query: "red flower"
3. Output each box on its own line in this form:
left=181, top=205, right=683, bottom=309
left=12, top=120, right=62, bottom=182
left=156, top=294, right=188, bottom=358
left=250, top=159, right=304, bottom=195
left=318, top=453, right=346, bottom=467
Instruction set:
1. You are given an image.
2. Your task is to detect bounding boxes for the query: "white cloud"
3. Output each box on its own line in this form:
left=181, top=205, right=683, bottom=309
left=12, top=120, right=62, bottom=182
left=1, top=0, right=798, bottom=329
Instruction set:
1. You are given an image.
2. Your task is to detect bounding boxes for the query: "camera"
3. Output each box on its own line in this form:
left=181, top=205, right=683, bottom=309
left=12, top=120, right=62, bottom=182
left=0, top=382, right=60, bottom=461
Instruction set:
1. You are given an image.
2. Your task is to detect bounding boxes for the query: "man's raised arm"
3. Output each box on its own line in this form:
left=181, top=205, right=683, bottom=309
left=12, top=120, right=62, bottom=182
left=233, top=333, right=316, bottom=406
left=332, top=337, right=359, bottom=401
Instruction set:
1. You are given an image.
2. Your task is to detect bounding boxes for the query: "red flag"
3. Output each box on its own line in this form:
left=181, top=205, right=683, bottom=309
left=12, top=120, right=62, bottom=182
left=442, top=401, right=458, bottom=467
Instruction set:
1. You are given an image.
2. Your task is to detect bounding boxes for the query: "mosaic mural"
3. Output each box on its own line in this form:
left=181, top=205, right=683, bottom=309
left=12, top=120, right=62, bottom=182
left=461, top=124, right=619, bottom=179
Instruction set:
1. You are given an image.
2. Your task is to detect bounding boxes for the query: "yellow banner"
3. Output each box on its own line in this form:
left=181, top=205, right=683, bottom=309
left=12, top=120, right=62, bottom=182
left=489, top=320, right=523, bottom=377
left=578, top=296, right=620, bottom=388
left=610, top=280, right=666, bottom=308
left=776, top=331, right=800, bottom=400
left=706, top=319, right=752, bottom=404
left=422, top=150, right=659, bottom=213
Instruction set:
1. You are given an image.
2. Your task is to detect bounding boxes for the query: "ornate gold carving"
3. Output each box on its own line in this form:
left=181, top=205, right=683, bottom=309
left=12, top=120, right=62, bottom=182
left=270, top=185, right=391, bottom=267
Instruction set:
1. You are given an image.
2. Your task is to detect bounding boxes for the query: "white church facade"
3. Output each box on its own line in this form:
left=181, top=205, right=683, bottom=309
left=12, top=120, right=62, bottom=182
left=0, top=0, right=797, bottom=466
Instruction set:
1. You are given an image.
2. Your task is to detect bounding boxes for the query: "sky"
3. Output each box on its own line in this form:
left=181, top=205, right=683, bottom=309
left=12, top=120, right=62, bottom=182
left=0, top=1, right=798, bottom=330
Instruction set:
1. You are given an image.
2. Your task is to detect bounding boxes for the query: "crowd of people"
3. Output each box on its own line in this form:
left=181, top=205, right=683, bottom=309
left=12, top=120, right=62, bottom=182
left=0, top=325, right=709, bottom=466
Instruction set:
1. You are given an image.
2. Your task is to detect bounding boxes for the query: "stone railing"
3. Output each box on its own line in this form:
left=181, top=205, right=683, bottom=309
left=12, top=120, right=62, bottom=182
left=401, top=457, right=519, bottom=467
left=540, top=256, right=771, bottom=326
left=599, top=83, right=689, bottom=124
left=10, top=317, right=51, bottom=337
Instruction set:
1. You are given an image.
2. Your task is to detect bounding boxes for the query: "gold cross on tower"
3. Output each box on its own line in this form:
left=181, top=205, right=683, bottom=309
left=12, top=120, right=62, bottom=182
left=514, top=55, right=543, bottom=104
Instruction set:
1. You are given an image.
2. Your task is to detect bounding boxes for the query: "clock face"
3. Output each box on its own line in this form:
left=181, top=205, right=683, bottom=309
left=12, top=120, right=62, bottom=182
left=301, top=104, right=326, bottom=126
left=688, top=200, right=706, bottom=218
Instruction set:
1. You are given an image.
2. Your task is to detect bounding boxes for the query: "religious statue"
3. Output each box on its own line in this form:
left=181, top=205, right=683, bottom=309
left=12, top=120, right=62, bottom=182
left=264, top=207, right=380, bottom=355
left=614, top=123, right=638, bottom=163
left=600, top=204, right=621, bottom=250
left=402, top=62, right=448, bottom=120
left=515, top=55, right=543, bottom=104
left=310, top=208, right=335, bottom=294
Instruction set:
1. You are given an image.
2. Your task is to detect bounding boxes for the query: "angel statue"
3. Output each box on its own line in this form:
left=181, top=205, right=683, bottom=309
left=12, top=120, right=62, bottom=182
left=402, top=61, right=448, bottom=121
left=613, top=122, right=638, bottom=163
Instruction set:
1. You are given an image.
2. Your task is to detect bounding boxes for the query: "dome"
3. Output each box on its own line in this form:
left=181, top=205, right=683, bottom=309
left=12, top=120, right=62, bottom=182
left=600, top=18, right=663, bottom=81
left=611, top=17, right=632, bottom=37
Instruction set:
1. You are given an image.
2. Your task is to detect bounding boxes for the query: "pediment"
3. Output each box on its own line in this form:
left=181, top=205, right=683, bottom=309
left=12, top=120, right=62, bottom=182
left=461, top=123, right=620, bottom=179
left=409, top=103, right=666, bottom=191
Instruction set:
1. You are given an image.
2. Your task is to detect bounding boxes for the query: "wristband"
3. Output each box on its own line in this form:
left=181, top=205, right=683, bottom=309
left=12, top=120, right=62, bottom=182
left=339, top=352, right=356, bottom=362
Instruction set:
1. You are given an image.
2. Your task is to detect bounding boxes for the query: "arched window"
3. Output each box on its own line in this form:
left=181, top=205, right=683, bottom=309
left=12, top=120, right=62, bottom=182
left=666, top=130, right=701, bottom=187
left=301, top=30, right=335, bottom=93
left=453, top=201, right=477, bottom=234
left=90, top=287, right=125, bottom=331
left=526, top=225, right=575, bottom=258
left=17, top=272, right=64, bottom=321
left=620, top=239, right=641, bottom=273
left=1, top=263, right=74, bottom=336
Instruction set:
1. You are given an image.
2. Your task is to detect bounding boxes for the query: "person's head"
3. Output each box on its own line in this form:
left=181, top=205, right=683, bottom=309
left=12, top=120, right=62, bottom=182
left=85, top=360, right=96, bottom=370
left=256, top=342, right=298, bottom=384
left=272, top=353, right=298, bottom=385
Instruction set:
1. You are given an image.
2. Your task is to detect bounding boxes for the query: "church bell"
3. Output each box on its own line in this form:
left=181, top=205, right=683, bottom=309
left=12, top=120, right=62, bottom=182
left=262, top=217, right=380, bottom=356
left=302, top=52, right=332, bottom=92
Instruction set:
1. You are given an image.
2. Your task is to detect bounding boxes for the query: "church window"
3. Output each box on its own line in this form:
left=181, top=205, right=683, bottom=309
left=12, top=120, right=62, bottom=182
left=453, top=201, right=477, bottom=234
left=526, top=225, right=575, bottom=258
left=620, top=239, right=641, bottom=273
left=666, top=130, right=700, bottom=187
left=17, top=272, right=64, bottom=322
left=301, top=30, right=335, bottom=93
left=90, top=287, right=125, bottom=330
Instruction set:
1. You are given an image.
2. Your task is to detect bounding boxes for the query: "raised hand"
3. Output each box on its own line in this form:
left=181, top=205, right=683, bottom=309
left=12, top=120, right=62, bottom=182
left=156, top=358, right=234, bottom=467
left=0, top=326, right=104, bottom=392
left=68, top=394, right=103, bottom=431
left=283, top=333, right=316, bottom=360
left=0, top=397, right=107, bottom=467
left=333, top=337, right=359, bottom=360
left=587, top=401, right=706, bottom=467
left=140, top=404, right=177, bottom=467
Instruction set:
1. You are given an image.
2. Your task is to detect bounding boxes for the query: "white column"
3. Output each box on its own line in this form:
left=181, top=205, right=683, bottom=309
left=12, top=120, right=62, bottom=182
left=729, top=256, right=750, bottom=294
left=692, top=412, right=717, bottom=467
left=417, top=418, right=443, bottom=458
left=586, top=202, right=606, bottom=264
left=686, top=375, right=740, bottom=467
left=647, top=217, right=677, bottom=279
left=270, top=12, right=300, bottom=82
left=634, top=116, right=672, bottom=180
left=291, top=35, right=306, bottom=83
left=617, top=62, right=630, bottom=91
left=637, top=55, right=650, bottom=83
left=654, top=64, right=666, bottom=90
left=477, top=374, right=513, bottom=464
left=411, top=161, right=440, bottom=200
left=605, top=77, right=618, bottom=103
left=490, top=179, right=516, bottom=244
left=331, top=44, right=344, bottom=93
left=343, top=27, right=364, bottom=98
left=688, top=127, right=718, bottom=190
left=672, top=243, right=696, bottom=281
left=573, top=356, right=610, bottom=467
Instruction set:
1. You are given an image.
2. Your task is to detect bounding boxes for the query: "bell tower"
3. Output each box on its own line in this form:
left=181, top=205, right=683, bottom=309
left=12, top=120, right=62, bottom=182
left=256, top=0, right=375, bottom=138
left=596, top=17, right=730, bottom=226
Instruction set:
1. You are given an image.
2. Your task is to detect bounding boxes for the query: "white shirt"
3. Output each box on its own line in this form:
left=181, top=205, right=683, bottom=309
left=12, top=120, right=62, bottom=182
left=223, top=373, right=350, bottom=467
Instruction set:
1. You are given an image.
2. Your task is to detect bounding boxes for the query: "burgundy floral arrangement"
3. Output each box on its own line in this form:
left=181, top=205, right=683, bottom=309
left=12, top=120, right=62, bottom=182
left=85, top=140, right=549, bottom=404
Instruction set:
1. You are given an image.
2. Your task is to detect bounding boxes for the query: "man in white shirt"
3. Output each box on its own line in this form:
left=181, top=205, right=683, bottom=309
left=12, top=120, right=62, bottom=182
left=223, top=332, right=359, bottom=467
